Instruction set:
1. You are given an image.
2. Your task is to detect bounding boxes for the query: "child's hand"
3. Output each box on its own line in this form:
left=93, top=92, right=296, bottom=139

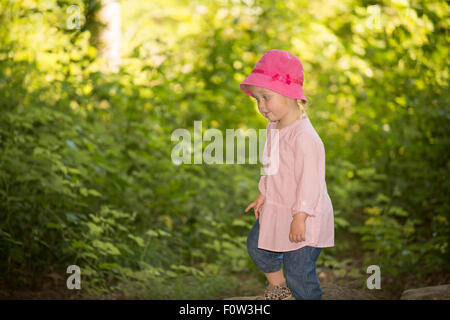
left=245, top=193, right=265, bottom=219
left=289, top=213, right=308, bottom=243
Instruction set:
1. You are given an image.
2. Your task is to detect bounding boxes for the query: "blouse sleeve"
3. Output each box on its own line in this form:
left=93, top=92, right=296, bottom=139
left=258, top=121, right=272, bottom=196
left=258, top=175, right=266, bottom=196
left=291, top=133, right=322, bottom=218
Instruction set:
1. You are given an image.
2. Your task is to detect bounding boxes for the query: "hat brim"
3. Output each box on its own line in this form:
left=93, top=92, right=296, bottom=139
left=240, top=72, right=307, bottom=104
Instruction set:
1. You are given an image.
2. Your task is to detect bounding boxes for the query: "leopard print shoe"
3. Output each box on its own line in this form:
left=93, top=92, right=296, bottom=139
left=256, top=281, right=294, bottom=300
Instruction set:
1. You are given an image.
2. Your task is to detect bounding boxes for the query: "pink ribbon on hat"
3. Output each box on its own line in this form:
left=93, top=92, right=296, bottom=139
left=253, top=69, right=302, bottom=85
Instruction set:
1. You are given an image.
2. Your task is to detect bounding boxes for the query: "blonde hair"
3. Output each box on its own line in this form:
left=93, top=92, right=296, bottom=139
left=296, top=98, right=309, bottom=116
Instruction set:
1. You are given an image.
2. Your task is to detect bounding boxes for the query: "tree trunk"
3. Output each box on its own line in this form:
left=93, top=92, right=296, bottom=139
left=97, top=0, right=122, bottom=73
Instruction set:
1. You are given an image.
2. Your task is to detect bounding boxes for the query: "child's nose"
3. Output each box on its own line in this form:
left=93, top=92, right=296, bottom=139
left=260, top=109, right=269, bottom=115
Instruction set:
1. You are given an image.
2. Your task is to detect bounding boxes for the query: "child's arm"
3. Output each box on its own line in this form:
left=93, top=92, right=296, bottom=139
left=291, top=133, right=322, bottom=218
left=290, top=213, right=307, bottom=243
left=290, top=133, right=322, bottom=243
left=245, top=193, right=265, bottom=219
left=258, top=174, right=267, bottom=197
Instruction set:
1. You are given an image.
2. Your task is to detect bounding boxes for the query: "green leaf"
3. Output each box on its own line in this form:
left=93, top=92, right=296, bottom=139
left=146, top=230, right=159, bottom=237
left=87, top=222, right=103, bottom=235
left=80, top=187, right=89, bottom=197
left=80, top=252, right=99, bottom=260
left=335, top=217, right=350, bottom=228
left=92, top=240, right=121, bottom=255
left=66, top=140, right=78, bottom=151
left=128, top=234, right=145, bottom=247
left=388, top=206, right=409, bottom=217
left=231, top=219, right=248, bottom=227
left=46, top=222, right=63, bottom=229
left=88, top=189, right=102, bottom=197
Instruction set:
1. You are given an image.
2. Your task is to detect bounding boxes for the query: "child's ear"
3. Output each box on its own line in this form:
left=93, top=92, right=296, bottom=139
left=296, top=99, right=306, bottom=112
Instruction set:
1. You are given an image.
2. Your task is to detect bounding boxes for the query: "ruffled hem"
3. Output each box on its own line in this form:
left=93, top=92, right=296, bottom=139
left=291, top=205, right=318, bottom=218
left=257, top=242, right=335, bottom=252
left=258, top=201, right=319, bottom=252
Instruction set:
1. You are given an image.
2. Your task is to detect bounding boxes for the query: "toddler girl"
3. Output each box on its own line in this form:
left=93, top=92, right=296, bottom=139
left=242, top=49, right=334, bottom=300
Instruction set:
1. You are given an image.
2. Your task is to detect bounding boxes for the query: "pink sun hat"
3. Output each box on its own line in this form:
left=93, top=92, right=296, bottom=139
left=240, top=49, right=307, bottom=104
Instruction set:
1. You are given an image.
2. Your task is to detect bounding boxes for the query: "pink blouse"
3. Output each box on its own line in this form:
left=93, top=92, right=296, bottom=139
left=257, top=117, right=334, bottom=252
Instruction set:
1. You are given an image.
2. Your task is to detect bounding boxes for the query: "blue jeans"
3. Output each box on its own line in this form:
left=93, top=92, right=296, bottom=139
left=247, top=218, right=323, bottom=300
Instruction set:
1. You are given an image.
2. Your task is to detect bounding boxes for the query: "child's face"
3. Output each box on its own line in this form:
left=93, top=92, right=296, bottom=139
left=244, top=85, right=291, bottom=121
